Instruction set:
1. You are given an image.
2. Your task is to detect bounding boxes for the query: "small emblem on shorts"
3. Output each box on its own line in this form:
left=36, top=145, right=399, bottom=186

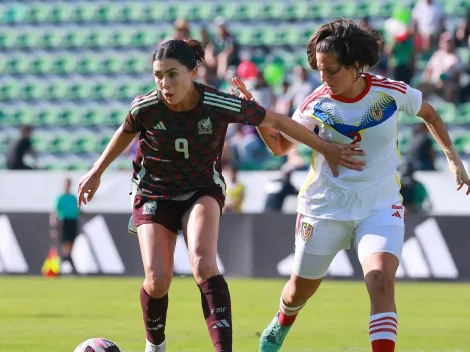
left=143, top=201, right=157, bottom=215
left=300, top=222, right=313, bottom=241
left=198, top=117, right=212, bottom=135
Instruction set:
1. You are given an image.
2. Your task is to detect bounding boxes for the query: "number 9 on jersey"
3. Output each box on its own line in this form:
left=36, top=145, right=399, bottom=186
left=175, top=138, right=189, bottom=159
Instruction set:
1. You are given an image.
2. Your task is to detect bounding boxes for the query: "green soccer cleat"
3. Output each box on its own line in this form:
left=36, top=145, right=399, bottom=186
left=259, top=312, right=292, bottom=352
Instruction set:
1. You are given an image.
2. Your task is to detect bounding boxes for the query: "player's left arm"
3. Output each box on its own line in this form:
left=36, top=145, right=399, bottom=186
left=417, top=101, right=470, bottom=193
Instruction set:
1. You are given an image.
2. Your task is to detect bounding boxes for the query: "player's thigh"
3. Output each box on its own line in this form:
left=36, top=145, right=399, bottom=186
left=293, top=214, right=353, bottom=279
left=137, top=223, right=177, bottom=278
left=354, top=207, right=405, bottom=266
left=182, top=195, right=222, bottom=267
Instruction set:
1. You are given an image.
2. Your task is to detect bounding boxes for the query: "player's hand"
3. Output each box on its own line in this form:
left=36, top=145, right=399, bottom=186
left=448, top=159, right=470, bottom=195
left=444, top=145, right=470, bottom=195
left=323, top=142, right=366, bottom=177
left=77, top=168, right=101, bottom=207
left=230, top=77, right=255, bottom=101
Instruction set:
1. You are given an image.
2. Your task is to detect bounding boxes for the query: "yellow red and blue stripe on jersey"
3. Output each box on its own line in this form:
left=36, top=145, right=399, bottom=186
left=311, top=93, right=397, bottom=139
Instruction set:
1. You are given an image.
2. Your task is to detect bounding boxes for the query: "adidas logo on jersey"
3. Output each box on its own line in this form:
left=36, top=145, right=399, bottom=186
left=212, top=319, right=231, bottom=329
left=154, top=121, right=166, bottom=130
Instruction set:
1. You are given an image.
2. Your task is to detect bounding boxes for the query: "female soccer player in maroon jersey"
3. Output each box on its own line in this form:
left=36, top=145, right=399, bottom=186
left=77, top=39, right=365, bottom=352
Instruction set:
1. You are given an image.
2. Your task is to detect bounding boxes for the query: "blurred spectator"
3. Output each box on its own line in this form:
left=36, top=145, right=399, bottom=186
left=49, top=177, right=80, bottom=274
left=5, top=125, right=37, bottom=170
left=387, top=25, right=416, bottom=84
left=211, top=17, right=241, bottom=79
left=223, top=164, right=245, bottom=213
left=359, top=16, right=373, bottom=31
left=412, top=0, right=445, bottom=52
left=264, top=167, right=299, bottom=212
left=405, top=123, right=436, bottom=171
left=172, top=19, right=191, bottom=40
left=275, top=81, right=292, bottom=116
left=229, top=125, right=267, bottom=169
left=286, top=66, right=320, bottom=115
left=400, top=165, right=431, bottom=213
left=419, top=32, right=461, bottom=102
left=251, top=72, right=276, bottom=110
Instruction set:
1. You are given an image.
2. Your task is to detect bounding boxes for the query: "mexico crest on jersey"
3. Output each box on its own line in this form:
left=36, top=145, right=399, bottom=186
left=300, top=222, right=313, bottom=241
left=198, top=117, right=212, bottom=135
left=142, top=201, right=157, bottom=215
left=370, top=106, right=383, bottom=121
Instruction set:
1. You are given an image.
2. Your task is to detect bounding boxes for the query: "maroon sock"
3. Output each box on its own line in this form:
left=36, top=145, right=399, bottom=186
left=140, top=286, right=168, bottom=345
left=198, top=275, right=232, bottom=352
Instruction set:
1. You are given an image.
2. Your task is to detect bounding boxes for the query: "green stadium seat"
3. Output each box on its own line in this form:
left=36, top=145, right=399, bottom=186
left=80, top=109, right=106, bottom=126
left=6, top=55, right=30, bottom=74
left=0, top=135, right=13, bottom=154
left=133, top=30, right=158, bottom=48
left=106, top=110, right=126, bottom=126
left=56, top=108, right=82, bottom=126
left=96, top=135, right=112, bottom=153
left=22, top=80, right=47, bottom=100
left=91, top=82, right=116, bottom=100
left=143, top=3, right=168, bottom=21
left=239, top=2, right=265, bottom=20
left=110, top=30, right=134, bottom=48
left=0, top=79, right=21, bottom=101
left=72, top=135, right=96, bottom=153
left=255, top=26, right=277, bottom=46
left=93, top=3, right=120, bottom=23
left=50, top=135, right=73, bottom=153
left=232, top=27, right=253, bottom=46
left=1, top=4, right=28, bottom=24
left=214, top=3, right=240, bottom=20
left=71, top=3, right=96, bottom=22
left=9, top=108, right=35, bottom=126
left=47, top=80, right=69, bottom=100
left=118, top=3, right=144, bottom=22
left=17, top=30, right=41, bottom=49
left=36, top=107, right=60, bottom=126
left=0, top=30, right=17, bottom=49
left=30, top=55, right=54, bottom=74
left=48, top=3, right=72, bottom=23
left=435, top=102, right=457, bottom=124
left=62, top=30, right=87, bottom=49
left=41, top=30, right=63, bottom=49
left=454, top=134, right=470, bottom=154
left=43, top=160, right=64, bottom=171
left=398, top=133, right=411, bottom=153
left=53, top=55, right=78, bottom=74
left=85, top=29, right=110, bottom=49
left=30, top=133, right=51, bottom=152
left=399, top=112, right=420, bottom=125
left=140, top=82, right=157, bottom=94
left=457, top=103, right=470, bottom=124
left=192, top=2, right=215, bottom=21
left=75, top=55, right=100, bottom=74
left=100, top=57, right=123, bottom=74
left=67, top=159, right=90, bottom=171
left=124, top=56, right=149, bottom=74
left=25, top=4, right=50, bottom=23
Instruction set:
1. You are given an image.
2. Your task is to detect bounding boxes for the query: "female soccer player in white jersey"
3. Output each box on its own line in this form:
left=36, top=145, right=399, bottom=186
left=232, top=19, right=470, bottom=352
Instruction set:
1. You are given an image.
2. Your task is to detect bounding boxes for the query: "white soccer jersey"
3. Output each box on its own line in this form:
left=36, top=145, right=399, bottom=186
left=282, top=73, right=423, bottom=220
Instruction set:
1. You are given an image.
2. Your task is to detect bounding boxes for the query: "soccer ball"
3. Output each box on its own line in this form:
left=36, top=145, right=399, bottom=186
left=74, top=338, right=121, bottom=352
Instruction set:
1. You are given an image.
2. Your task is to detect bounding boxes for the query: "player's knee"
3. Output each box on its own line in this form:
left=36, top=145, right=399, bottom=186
left=365, top=270, right=395, bottom=298
left=190, top=256, right=218, bottom=283
left=144, top=272, right=172, bottom=298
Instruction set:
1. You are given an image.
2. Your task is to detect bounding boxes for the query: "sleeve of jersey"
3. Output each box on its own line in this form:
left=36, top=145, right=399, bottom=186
left=208, top=90, right=267, bottom=126
left=279, top=107, right=317, bottom=144
left=122, top=97, right=143, bottom=134
left=398, top=84, right=423, bottom=117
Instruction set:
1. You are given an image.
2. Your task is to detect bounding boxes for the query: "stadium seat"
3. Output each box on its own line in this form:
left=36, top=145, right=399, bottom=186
left=22, top=80, right=48, bottom=100
left=30, top=132, right=52, bottom=153
left=62, top=30, right=87, bottom=49
left=72, top=134, right=97, bottom=154
left=435, top=102, right=457, bottom=124
left=71, top=3, right=96, bottom=23
left=457, top=103, right=470, bottom=125
left=41, top=30, right=63, bottom=49
left=56, top=108, right=82, bottom=126
left=5, top=55, right=30, bottom=74
left=36, top=107, right=60, bottom=126
left=48, top=3, right=72, bottom=23
left=0, top=79, right=21, bottom=101
left=454, top=133, right=470, bottom=153
left=47, top=80, right=69, bottom=100
left=30, top=55, right=54, bottom=74
left=26, top=4, right=50, bottom=23
left=1, top=3, right=28, bottom=24
left=76, top=54, right=101, bottom=74
left=50, top=135, right=74, bottom=154
left=118, top=3, right=144, bottom=22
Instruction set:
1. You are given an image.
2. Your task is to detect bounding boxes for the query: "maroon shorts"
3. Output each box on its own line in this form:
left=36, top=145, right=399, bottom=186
left=132, top=186, right=225, bottom=234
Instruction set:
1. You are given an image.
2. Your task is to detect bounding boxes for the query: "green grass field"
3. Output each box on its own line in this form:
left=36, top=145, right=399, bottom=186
left=0, top=277, right=469, bottom=352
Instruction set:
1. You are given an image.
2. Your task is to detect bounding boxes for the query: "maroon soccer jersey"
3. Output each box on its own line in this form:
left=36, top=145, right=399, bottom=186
left=123, top=82, right=266, bottom=200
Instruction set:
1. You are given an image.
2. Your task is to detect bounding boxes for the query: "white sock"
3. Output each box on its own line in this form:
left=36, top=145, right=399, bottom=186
left=145, top=339, right=166, bottom=352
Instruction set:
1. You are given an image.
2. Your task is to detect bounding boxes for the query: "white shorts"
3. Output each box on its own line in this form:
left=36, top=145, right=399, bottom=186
left=292, top=206, right=405, bottom=279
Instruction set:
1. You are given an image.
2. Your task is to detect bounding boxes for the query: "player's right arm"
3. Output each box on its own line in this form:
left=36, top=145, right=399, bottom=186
left=78, top=99, right=141, bottom=207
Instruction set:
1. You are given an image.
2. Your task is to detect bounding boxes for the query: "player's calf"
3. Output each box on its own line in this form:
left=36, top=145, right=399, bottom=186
left=198, top=275, right=232, bottom=352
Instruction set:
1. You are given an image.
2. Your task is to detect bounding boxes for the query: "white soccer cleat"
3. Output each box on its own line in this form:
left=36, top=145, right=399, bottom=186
left=145, top=339, right=166, bottom=352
